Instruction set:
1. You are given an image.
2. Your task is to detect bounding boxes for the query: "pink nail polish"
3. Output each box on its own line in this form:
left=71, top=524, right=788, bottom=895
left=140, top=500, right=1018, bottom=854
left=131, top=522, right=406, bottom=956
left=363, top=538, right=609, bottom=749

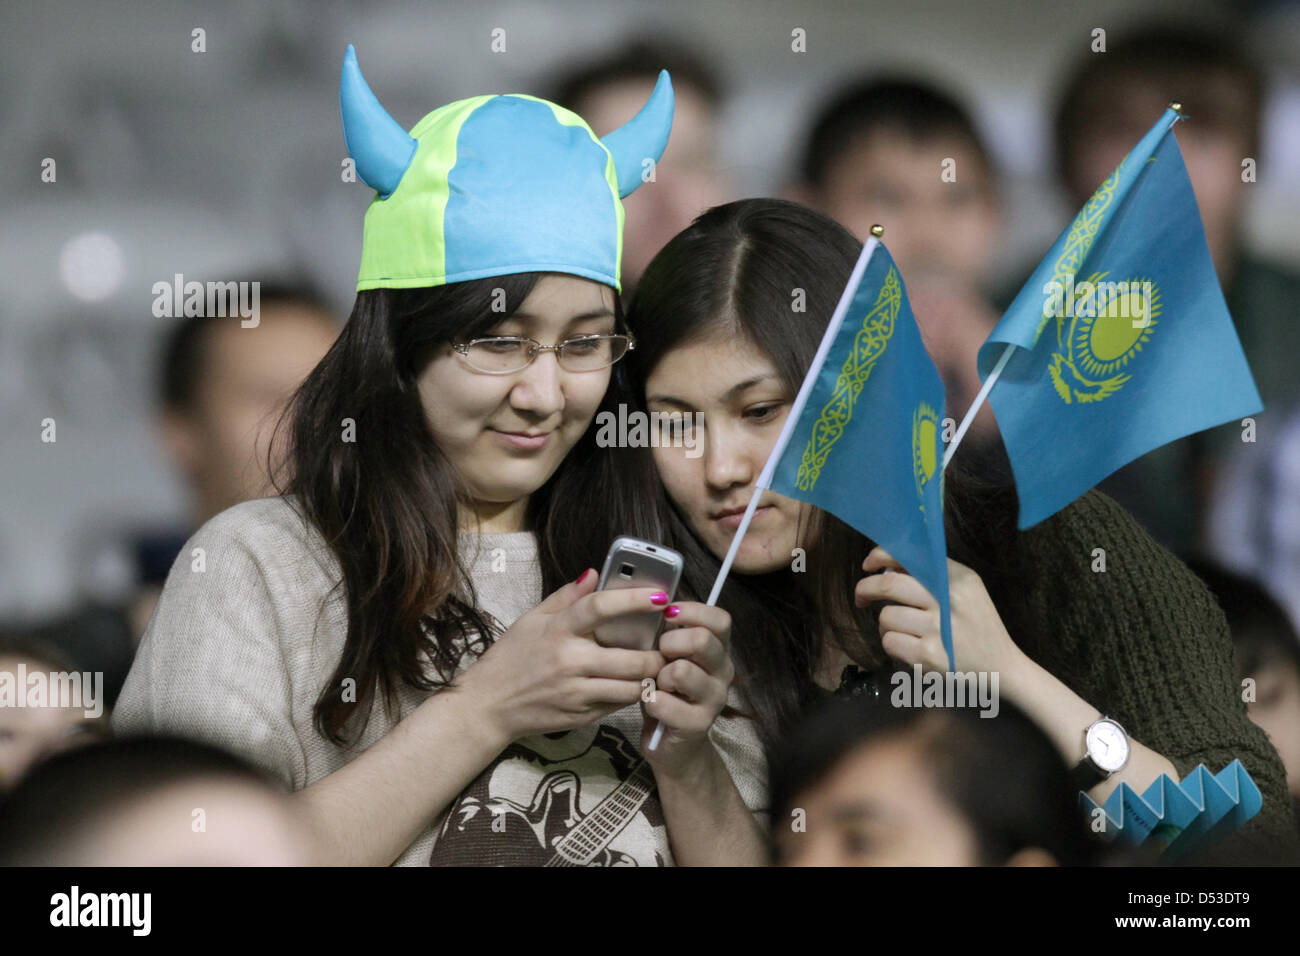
left=574, top=569, right=591, bottom=585
left=664, top=605, right=681, bottom=618
left=650, top=592, right=669, bottom=605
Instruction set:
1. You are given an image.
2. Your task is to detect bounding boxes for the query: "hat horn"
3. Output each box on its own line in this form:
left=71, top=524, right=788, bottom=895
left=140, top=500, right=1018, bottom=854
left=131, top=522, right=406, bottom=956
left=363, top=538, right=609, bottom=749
left=599, top=70, right=675, bottom=198
left=339, top=44, right=418, bottom=199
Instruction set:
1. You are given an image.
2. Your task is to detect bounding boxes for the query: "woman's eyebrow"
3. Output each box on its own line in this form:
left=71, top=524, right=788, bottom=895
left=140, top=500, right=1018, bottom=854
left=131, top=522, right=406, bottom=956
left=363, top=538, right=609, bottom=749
left=510, top=308, right=616, bottom=324
left=827, top=799, right=888, bottom=824
left=648, top=375, right=783, bottom=408
left=723, top=374, right=780, bottom=399
left=646, top=393, right=693, bottom=408
left=648, top=374, right=781, bottom=408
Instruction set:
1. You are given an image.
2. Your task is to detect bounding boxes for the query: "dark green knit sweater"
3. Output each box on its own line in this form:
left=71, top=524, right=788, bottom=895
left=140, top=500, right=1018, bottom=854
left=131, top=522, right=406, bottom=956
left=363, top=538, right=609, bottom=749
left=998, top=489, right=1298, bottom=862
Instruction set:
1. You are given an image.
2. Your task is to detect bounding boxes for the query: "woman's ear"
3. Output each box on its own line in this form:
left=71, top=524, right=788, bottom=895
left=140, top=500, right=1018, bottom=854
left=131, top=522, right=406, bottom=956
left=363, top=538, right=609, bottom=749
left=1003, top=847, right=1059, bottom=867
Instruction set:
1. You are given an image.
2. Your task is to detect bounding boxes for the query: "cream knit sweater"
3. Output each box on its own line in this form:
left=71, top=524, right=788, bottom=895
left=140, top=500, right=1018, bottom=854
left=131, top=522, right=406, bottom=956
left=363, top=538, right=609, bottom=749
left=112, top=495, right=769, bottom=865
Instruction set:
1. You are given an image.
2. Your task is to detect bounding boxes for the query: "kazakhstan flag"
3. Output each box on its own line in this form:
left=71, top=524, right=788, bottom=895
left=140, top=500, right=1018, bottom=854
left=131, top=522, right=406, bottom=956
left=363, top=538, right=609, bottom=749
left=978, top=107, right=1261, bottom=529
left=767, top=239, right=953, bottom=668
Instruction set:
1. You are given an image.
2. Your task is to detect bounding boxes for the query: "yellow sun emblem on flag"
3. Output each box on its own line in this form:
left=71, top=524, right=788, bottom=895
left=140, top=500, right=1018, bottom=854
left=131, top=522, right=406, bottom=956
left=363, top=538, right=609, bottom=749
left=1049, top=271, right=1160, bottom=404
left=912, top=402, right=940, bottom=513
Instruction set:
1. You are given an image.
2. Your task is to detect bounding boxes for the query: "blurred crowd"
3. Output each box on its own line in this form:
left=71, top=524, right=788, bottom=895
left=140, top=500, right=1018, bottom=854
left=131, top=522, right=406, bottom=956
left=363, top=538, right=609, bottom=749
left=2, top=10, right=1299, bottom=865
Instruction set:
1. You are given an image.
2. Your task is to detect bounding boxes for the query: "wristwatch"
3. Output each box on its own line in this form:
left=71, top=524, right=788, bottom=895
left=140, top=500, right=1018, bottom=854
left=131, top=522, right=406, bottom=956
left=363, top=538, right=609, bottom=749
left=1070, top=715, right=1130, bottom=791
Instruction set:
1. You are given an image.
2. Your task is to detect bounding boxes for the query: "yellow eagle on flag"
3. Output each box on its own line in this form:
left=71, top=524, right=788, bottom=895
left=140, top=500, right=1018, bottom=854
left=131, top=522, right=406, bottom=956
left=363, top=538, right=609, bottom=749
left=1038, top=158, right=1161, bottom=404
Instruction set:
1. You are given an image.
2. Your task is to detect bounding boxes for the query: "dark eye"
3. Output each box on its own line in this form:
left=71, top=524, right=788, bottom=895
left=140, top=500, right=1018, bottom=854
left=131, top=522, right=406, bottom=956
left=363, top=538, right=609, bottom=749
left=563, top=336, right=603, bottom=353
left=842, top=830, right=873, bottom=857
left=477, top=338, right=524, bottom=354
left=744, top=403, right=782, bottom=423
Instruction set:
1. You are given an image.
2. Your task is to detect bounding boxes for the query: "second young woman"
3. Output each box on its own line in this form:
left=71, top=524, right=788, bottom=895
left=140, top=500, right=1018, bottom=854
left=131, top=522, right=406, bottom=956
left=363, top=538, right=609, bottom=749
left=623, top=197, right=1299, bottom=857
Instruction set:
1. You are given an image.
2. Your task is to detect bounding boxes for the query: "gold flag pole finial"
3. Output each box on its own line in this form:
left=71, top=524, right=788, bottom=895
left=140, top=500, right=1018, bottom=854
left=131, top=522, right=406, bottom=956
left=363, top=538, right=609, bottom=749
left=870, top=224, right=885, bottom=238
left=1169, top=101, right=1184, bottom=114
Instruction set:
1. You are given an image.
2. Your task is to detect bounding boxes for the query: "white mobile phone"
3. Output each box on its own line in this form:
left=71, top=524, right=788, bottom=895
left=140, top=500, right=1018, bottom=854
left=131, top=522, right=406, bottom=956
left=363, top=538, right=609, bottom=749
left=593, top=536, right=684, bottom=650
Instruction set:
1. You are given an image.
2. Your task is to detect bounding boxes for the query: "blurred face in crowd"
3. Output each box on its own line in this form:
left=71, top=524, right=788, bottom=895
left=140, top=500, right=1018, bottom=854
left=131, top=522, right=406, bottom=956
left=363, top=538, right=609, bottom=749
left=160, top=302, right=338, bottom=525
left=417, top=275, right=615, bottom=530
left=774, top=735, right=984, bottom=866
left=1065, top=74, right=1252, bottom=282
left=0, top=654, right=106, bottom=791
left=1238, top=648, right=1300, bottom=799
left=40, top=779, right=312, bottom=865
left=645, top=332, right=811, bottom=574
left=808, top=129, right=1001, bottom=289
left=577, top=79, right=732, bottom=290
left=773, top=733, right=1057, bottom=866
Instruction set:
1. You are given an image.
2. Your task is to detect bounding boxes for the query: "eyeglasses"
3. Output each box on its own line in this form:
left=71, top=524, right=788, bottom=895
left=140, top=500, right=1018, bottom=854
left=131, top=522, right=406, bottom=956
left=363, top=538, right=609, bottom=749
left=451, top=333, right=635, bottom=374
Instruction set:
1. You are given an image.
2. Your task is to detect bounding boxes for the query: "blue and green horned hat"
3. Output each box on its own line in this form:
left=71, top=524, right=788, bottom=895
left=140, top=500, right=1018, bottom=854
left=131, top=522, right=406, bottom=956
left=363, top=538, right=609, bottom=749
left=340, top=44, right=674, bottom=294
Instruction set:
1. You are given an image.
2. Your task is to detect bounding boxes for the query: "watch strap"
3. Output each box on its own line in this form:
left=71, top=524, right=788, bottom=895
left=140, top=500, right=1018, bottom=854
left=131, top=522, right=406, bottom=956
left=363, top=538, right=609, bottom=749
left=1070, top=753, right=1108, bottom=792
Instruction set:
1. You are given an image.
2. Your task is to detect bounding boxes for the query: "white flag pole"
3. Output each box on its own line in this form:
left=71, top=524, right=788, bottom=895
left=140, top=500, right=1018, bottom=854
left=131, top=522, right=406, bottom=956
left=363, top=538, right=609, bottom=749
left=941, top=342, right=1014, bottom=470
left=704, top=233, right=882, bottom=605
left=647, top=230, right=883, bottom=751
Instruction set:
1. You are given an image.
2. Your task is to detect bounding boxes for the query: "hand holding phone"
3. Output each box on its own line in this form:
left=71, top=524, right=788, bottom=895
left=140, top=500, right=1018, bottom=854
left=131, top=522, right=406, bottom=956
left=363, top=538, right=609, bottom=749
left=593, top=536, right=684, bottom=650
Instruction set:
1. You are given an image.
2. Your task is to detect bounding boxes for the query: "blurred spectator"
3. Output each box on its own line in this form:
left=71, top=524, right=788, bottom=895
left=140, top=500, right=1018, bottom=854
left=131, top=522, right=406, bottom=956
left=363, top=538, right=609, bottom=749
left=767, top=696, right=1098, bottom=866
left=126, top=283, right=339, bottom=638
left=0, top=634, right=110, bottom=792
left=0, top=736, right=313, bottom=865
left=1188, top=559, right=1300, bottom=831
left=551, top=38, right=736, bottom=294
left=1208, top=398, right=1300, bottom=632
left=791, top=77, right=1004, bottom=457
left=1046, top=23, right=1300, bottom=554
left=0, top=603, right=134, bottom=710
left=156, top=282, right=340, bottom=527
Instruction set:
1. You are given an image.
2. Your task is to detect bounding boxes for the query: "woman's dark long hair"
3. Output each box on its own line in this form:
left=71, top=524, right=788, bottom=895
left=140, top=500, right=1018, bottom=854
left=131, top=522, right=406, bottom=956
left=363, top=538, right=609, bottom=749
left=625, top=198, right=1024, bottom=750
left=273, top=273, right=664, bottom=746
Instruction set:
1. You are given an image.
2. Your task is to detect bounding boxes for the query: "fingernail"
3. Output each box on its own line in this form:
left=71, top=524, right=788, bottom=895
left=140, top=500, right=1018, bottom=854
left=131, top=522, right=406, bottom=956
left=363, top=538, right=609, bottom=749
left=664, top=605, right=681, bottom=618
left=575, top=569, right=591, bottom=585
left=650, top=592, right=669, bottom=605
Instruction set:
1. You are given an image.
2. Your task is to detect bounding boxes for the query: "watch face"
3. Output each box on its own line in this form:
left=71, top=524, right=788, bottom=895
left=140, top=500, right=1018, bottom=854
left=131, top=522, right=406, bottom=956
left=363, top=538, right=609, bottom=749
left=1086, top=720, right=1130, bottom=773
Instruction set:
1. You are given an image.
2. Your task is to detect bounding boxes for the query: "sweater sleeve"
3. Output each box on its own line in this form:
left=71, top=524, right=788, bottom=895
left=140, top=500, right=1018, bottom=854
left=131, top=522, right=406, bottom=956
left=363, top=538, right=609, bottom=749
left=111, top=515, right=307, bottom=790
left=1015, top=490, right=1299, bottom=860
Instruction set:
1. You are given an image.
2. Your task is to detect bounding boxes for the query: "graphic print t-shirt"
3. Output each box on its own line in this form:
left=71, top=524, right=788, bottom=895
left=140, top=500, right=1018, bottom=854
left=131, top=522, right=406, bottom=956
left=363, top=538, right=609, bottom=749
left=112, top=497, right=767, bottom=866
left=431, top=533, right=672, bottom=866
